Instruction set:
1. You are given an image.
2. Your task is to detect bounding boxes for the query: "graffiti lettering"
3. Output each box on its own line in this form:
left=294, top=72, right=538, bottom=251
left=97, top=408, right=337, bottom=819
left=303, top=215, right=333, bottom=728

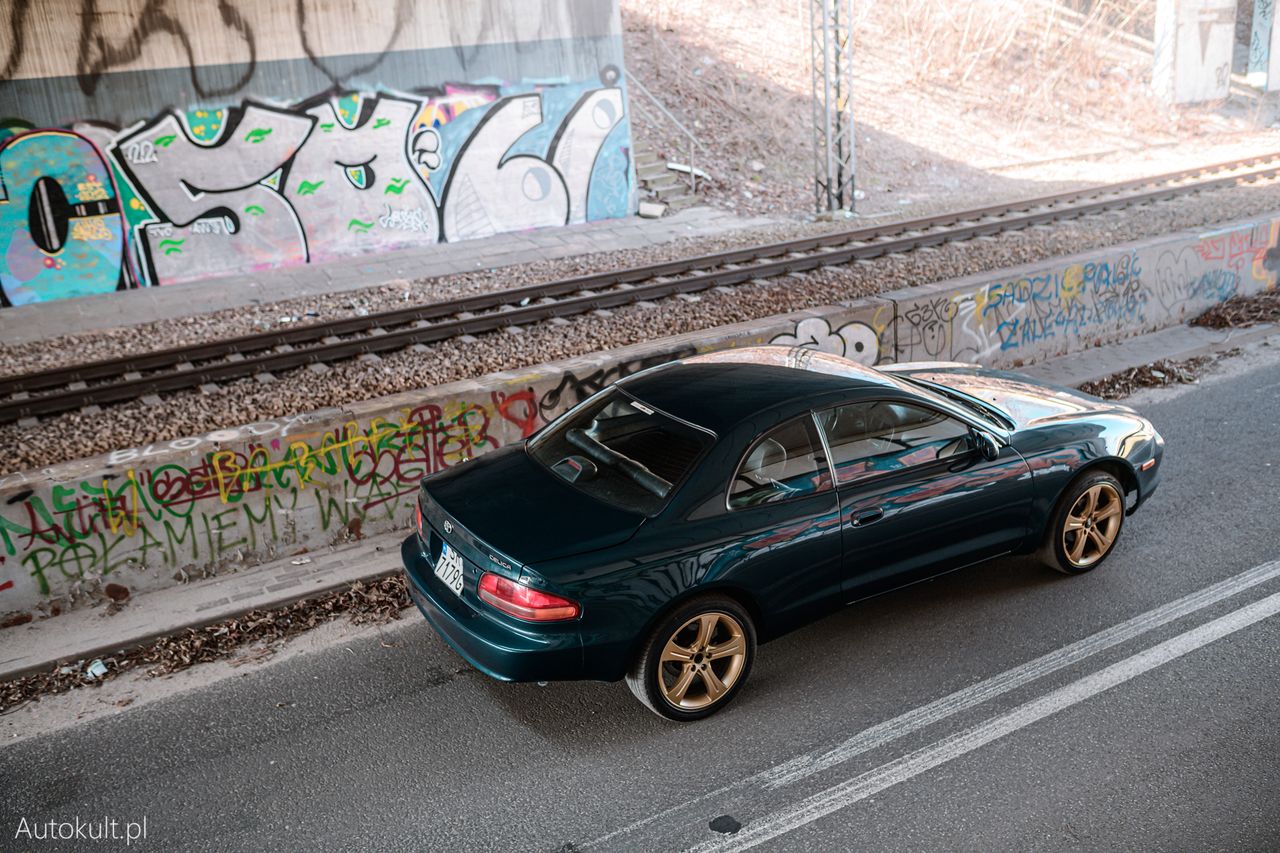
left=0, top=390, right=539, bottom=607
left=537, top=350, right=695, bottom=417
left=0, top=130, right=126, bottom=305
left=5, top=79, right=632, bottom=301
left=769, top=316, right=885, bottom=365
left=442, top=94, right=571, bottom=241
left=378, top=206, right=435, bottom=234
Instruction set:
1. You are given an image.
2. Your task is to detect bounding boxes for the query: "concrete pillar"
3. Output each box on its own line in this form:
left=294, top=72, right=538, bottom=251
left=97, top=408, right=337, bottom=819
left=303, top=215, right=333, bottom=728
left=1247, top=0, right=1280, bottom=90
left=1153, top=0, right=1237, bottom=103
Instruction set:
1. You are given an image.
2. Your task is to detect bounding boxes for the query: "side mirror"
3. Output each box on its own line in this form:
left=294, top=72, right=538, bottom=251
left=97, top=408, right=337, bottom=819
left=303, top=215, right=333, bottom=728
left=972, top=430, right=1001, bottom=461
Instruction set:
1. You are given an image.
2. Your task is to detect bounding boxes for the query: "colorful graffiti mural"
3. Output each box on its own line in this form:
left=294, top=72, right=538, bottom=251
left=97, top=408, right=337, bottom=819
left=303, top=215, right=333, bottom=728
left=894, top=222, right=1280, bottom=365
left=0, top=75, right=633, bottom=304
left=0, top=388, right=541, bottom=611
left=0, top=130, right=128, bottom=305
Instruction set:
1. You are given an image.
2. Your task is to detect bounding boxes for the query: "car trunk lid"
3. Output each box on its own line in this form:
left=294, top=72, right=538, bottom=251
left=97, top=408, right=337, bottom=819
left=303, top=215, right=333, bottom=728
left=420, top=444, right=646, bottom=568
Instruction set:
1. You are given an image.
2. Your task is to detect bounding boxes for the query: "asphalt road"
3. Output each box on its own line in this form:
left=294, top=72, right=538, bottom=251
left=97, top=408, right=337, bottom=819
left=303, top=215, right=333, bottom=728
left=3, top=343, right=1279, bottom=852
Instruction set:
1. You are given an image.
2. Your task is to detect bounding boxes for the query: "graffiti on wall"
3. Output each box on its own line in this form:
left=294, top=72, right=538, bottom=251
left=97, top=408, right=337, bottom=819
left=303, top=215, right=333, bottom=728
left=769, top=316, right=887, bottom=365
left=895, top=222, right=1280, bottom=365
left=0, top=388, right=541, bottom=610
left=1151, top=221, right=1280, bottom=317
left=894, top=251, right=1147, bottom=363
left=3, top=0, right=263, bottom=98
left=535, top=348, right=695, bottom=418
left=0, top=130, right=128, bottom=305
left=0, top=73, right=632, bottom=305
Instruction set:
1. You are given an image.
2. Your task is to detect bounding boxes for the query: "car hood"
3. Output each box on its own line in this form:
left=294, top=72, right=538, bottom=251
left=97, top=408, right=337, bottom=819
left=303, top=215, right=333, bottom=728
left=421, top=444, right=646, bottom=565
left=882, top=362, right=1136, bottom=428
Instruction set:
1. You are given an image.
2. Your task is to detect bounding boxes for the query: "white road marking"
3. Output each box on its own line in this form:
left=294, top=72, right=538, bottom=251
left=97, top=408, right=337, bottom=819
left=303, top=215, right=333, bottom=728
left=585, top=559, right=1280, bottom=850
left=689, top=586, right=1280, bottom=853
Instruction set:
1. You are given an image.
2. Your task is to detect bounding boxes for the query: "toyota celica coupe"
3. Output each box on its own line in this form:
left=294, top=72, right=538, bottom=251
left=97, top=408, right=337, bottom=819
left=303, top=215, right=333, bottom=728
left=402, top=346, right=1164, bottom=720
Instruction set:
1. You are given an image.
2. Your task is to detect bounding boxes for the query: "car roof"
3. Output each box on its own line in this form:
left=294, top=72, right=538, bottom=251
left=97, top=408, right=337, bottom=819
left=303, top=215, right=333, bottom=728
left=618, top=346, right=903, bottom=433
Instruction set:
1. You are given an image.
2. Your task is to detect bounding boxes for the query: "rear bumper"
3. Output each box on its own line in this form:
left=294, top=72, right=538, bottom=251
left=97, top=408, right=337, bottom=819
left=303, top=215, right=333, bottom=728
left=401, top=535, right=584, bottom=682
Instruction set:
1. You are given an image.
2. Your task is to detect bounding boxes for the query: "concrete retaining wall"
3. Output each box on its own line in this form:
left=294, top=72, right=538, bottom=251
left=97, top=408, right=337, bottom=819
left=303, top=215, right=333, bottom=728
left=1, top=213, right=1276, bottom=623
left=887, top=217, right=1278, bottom=366
left=0, top=0, right=633, bottom=304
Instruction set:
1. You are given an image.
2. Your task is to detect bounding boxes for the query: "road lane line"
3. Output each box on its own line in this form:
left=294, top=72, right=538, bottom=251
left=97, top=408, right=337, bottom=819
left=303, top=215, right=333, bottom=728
left=585, top=559, right=1280, bottom=850
left=760, top=558, right=1280, bottom=789
left=689, top=587, right=1280, bottom=853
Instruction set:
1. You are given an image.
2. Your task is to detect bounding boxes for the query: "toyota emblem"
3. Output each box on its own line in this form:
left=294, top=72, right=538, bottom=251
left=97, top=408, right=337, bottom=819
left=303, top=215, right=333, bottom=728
left=443, top=520, right=453, bottom=534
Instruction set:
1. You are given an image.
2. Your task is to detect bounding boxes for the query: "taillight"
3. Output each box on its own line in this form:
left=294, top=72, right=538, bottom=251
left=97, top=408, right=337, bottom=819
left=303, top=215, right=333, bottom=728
left=415, top=499, right=424, bottom=539
left=478, top=572, right=580, bottom=621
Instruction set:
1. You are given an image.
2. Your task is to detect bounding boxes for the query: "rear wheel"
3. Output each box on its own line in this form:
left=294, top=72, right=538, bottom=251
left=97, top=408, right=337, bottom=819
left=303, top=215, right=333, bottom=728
left=1039, top=471, right=1125, bottom=574
left=626, top=595, right=756, bottom=722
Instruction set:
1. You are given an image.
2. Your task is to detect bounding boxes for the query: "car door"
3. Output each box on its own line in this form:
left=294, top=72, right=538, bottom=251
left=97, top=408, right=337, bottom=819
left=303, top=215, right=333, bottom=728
left=714, top=415, right=844, bottom=631
left=815, top=399, right=1034, bottom=600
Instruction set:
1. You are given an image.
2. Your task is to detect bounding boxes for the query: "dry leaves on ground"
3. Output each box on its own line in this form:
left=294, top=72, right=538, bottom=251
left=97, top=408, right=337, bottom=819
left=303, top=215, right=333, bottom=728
left=1078, top=355, right=1218, bottom=399
left=0, top=575, right=410, bottom=713
left=1190, top=290, right=1280, bottom=330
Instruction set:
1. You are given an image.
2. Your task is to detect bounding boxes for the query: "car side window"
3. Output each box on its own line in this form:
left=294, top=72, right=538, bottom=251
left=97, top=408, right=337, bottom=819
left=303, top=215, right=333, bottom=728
left=817, top=401, right=971, bottom=486
left=729, top=418, right=833, bottom=509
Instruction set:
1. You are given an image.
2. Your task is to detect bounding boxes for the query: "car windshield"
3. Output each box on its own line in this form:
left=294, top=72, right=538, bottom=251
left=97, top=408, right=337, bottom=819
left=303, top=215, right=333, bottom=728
left=528, top=389, right=713, bottom=516
left=894, top=374, right=1015, bottom=430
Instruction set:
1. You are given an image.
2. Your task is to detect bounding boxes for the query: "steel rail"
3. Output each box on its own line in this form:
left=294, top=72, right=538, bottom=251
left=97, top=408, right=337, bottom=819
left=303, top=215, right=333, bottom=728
left=3, top=153, right=1279, bottom=424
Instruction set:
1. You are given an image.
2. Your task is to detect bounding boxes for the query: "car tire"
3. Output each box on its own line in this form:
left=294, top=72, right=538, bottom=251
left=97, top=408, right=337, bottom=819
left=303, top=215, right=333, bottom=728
left=1039, top=469, right=1126, bottom=575
left=626, top=595, right=756, bottom=722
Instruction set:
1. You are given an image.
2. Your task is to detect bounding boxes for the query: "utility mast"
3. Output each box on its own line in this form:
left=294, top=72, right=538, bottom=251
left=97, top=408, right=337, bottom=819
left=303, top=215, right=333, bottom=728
left=809, top=0, right=856, bottom=214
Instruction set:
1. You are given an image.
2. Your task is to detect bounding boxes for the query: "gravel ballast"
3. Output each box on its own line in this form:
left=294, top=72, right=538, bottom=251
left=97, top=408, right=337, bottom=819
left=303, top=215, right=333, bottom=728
left=6, top=178, right=1280, bottom=476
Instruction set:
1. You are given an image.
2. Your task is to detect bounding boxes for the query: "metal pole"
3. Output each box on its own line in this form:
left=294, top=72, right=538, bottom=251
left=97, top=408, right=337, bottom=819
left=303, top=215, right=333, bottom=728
left=810, top=0, right=856, bottom=215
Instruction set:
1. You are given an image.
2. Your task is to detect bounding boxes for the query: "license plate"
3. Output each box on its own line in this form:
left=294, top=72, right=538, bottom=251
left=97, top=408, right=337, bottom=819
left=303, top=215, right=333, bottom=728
left=434, top=542, right=465, bottom=598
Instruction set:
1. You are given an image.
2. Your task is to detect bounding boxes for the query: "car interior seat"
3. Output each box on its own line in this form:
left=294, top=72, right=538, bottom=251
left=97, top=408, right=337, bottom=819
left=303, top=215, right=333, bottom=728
left=744, top=437, right=787, bottom=485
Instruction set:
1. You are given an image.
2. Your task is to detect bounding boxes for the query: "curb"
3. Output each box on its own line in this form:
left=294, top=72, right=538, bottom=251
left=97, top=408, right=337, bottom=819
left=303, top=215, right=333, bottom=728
left=0, top=532, right=406, bottom=681
left=1018, top=322, right=1279, bottom=387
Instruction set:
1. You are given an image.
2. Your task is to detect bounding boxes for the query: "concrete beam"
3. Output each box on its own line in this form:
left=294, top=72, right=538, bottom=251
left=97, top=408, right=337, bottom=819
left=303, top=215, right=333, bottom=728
left=1154, top=0, right=1237, bottom=103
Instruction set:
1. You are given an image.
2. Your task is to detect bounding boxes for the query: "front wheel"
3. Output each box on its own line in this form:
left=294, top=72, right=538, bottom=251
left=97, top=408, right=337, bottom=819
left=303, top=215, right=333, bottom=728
left=1039, top=471, right=1126, bottom=574
left=626, top=595, right=756, bottom=722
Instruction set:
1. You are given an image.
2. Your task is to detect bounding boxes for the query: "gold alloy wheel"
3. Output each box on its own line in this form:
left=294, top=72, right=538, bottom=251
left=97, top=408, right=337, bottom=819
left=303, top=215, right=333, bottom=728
left=1062, top=482, right=1123, bottom=568
left=658, top=611, right=748, bottom=711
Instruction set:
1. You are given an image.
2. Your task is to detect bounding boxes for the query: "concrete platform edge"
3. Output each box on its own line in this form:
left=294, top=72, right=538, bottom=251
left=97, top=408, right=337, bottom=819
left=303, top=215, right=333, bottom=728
left=0, top=531, right=406, bottom=681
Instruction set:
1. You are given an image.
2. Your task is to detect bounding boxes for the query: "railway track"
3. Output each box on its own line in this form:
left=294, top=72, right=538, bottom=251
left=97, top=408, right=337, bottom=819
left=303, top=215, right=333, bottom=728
left=5, top=152, right=1280, bottom=425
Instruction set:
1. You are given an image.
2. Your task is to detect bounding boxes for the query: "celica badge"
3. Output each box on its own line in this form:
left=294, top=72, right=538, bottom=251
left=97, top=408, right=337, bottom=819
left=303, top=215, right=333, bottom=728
left=443, top=520, right=453, bottom=534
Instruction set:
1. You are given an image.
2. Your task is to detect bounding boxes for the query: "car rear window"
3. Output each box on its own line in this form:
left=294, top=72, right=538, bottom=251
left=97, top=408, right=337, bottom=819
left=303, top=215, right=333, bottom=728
left=528, top=389, right=713, bottom=516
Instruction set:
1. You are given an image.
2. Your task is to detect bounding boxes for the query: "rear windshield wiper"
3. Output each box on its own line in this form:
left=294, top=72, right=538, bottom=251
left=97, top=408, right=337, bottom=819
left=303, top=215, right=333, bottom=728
left=566, top=428, right=672, bottom=499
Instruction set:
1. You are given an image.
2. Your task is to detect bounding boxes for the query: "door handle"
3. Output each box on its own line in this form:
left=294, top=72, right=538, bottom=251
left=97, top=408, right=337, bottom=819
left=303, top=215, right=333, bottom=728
left=851, top=508, right=884, bottom=527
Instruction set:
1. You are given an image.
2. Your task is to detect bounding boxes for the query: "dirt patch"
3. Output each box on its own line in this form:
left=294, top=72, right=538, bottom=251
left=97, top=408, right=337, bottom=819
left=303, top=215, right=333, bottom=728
left=623, top=0, right=1280, bottom=219
left=0, top=575, right=410, bottom=714
left=1190, top=289, right=1280, bottom=329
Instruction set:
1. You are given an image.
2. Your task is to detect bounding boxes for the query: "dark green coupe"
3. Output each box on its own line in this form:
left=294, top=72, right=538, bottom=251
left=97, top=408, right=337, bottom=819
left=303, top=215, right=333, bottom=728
left=402, top=346, right=1164, bottom=720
